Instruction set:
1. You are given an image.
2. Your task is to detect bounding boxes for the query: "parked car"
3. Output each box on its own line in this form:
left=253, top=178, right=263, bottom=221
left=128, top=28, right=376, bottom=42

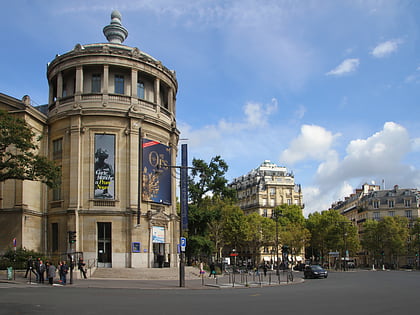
left=304, top=265, right=328, bottom=279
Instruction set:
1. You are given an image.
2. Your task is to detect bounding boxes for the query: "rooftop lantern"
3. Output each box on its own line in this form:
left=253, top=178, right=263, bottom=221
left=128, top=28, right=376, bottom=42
left=103, top=10, right=128, bottom=44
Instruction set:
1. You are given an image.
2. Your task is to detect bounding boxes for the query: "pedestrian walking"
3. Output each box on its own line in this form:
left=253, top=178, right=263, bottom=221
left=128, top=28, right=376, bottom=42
left=38, top=259, right=46, bottom=283
left=24, top=256, right=36, bottom=279
left=78, top=257, right=87, bottom=279
left=59, top=261, right=69, bottom=285
left=209, top=262, right=216, bottom=279
left=47, top=262, right=56, bottom=285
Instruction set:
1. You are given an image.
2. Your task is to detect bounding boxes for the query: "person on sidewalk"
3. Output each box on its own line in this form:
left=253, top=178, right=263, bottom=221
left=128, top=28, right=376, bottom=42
left=24, top=256, right=36, bottom=279
left=209, top=262, right=216, bottom=279
left=78, top=257, right=87, bottom=279
left=47, top=262, right=56, bottom=285
left=59, top=261, right=69, bottom=285
left=38, top=259, right=46, bottom=283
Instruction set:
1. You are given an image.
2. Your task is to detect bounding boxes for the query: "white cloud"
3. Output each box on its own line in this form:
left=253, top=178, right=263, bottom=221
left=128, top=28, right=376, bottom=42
left=316, top=122, right=411, bottom=184
left=371, top=39, right=401, bottom=58
left=326, top=58, right=360, bottom=76
left=244, top=98, right=278, bottom=127
left=280, top=125, right=340, bottom=164
left=294, top=104, right=306, bottom=120
left=286, top=122, right=420, bottom=214
left=412, top=138, right=420, bottom=151
left=302, top=181, right=353, bottom=217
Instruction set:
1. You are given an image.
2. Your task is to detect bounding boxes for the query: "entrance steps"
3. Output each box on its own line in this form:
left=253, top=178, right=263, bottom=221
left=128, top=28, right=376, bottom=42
left=92, top=266, right=200, bottom=280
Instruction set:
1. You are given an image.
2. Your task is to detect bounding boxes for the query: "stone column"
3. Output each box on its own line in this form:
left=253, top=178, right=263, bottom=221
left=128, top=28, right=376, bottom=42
left=75, top=66, right=83, bottom=102
left=57, top=72, right=63, bottom=100
left=131, top=69, right=138, bottom=104
left=154, top=78, right=160, bottom=105
left=103, top=65, right=109, bottom=104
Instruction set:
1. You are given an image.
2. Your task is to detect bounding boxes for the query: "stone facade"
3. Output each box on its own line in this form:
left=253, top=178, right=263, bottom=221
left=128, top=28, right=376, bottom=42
left=0, top=11, right=180, bottom=269
left=229, top=160, right=304, bottom=264
left=331, top=183, right=420, bottom=266
left=230, top=160, right=303, bottom=217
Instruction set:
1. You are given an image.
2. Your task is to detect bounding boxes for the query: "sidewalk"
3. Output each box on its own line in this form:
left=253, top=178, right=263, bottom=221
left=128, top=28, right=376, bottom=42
left=1, top=268, right=303, bottom=290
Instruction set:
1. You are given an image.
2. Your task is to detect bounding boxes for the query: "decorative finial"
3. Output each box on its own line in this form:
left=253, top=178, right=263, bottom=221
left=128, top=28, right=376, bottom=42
left=103, top=10, right=128, bottom=44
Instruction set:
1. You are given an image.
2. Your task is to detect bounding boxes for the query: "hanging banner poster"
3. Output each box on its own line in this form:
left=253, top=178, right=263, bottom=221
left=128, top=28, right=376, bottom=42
left=152, top=226, right=165, bottom=243
left=141, top=139, right=171, bottom=205
left=94, top=134, right=115, bottom=199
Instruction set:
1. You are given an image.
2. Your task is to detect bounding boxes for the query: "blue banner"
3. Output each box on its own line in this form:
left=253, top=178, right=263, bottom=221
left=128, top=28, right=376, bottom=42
left=141, top=139, right=172, bottom=205
left=180, top=144, right=188, bottom=231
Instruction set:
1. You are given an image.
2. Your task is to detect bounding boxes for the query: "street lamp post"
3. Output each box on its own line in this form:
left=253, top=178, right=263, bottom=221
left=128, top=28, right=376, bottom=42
left=273, top=209, right=282, bottom=276
left=157, top=143, right=194, bottom=287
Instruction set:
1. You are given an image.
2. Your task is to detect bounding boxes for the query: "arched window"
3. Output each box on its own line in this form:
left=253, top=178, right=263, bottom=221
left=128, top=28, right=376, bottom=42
left=137, top=81, right=145, bottom=99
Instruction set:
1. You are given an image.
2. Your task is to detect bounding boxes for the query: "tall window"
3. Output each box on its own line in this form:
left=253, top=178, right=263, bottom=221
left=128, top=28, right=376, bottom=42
left=388, top=200, right=395, bottom=208
left=52, top=138, right=62, bottom=201
left=52, top=223, right=58, bottom=252
left=52, top=177, right=62, bottom=201
left=53, top=138, right=63, bottom=160
left=62, top=83, right=67, bottom=98
left=92, top=74, right=101, bottom=93
left=373, top=212, right=380, bottom=221
left=373, top=200, right=380, bottom=209
left=262, top=209, right=268, bottom=217
left=115, top=75, right=124, bottom=94
left=405, top=210, right=413, bottom=219
left=137, top=81, right=145, bottom=99
left=404, top=199, right=411, bottom=207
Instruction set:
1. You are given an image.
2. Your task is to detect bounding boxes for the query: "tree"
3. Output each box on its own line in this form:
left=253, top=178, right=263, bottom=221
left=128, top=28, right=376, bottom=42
left=362, top=217, right=409, bottom=268
left=306, top=209, right=359, bottom=265
left=273, top=204, right=309, bottom=265
left=188, top=156, right=236, bottom=206
left=222, top=205, right=249, bottom=254
left=0, top=111, right=60, bottom=188
left=186, top=156, right=237, bottom=263
left=379, top=216, right=409, bottom=268
left=410, top=218, right=420, bottom=269
left=361, top=219, right=381, bottom=266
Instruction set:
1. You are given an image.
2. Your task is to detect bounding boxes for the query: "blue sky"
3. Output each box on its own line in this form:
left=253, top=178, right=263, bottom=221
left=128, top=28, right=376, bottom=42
left=2, top=0, right=419, bottom=216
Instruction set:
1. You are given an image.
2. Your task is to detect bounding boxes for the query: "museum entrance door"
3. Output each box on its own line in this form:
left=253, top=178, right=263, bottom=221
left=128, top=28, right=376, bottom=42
left=97, top=222, right=112, bottom=268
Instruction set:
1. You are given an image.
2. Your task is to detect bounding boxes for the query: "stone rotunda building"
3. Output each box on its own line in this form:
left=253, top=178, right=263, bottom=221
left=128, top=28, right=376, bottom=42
left=0, top=11, right=180, bottom=269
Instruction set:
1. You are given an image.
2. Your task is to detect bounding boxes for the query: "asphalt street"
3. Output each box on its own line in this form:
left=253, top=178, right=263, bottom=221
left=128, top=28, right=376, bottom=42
left=1, top=270, right=419, bottom=315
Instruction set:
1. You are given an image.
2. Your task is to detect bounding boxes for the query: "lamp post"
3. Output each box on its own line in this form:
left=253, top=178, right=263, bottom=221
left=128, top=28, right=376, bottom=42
left=337, top=221, right=351, bottom=271
left=156, top=143, right=193, bottom=287
left=273, top=209, right=282, bottom=276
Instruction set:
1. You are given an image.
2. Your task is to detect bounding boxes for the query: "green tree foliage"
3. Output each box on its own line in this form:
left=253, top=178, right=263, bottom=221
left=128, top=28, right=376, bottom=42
left=306, top=209, right=359, bottom=263
left=362, top=216, right=409, bottom=267
left=186, top=156, right=237, bottom=262
left=188, top=156, right=236, bottom=206
left=410, top=218, right=420, bottom=266
left=273, top=205, right=309, bottom=262
left=221, top=205, right=249, bottom=251
left=0, top=111, right=61, bottom=188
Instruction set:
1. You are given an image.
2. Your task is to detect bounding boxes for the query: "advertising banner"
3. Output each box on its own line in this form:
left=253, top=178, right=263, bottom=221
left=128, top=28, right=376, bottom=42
left=152, top=226, right=165, bottom=243
left=94, top=134, right=115, bottom=199
left=141, top=139, right=171, bottom=204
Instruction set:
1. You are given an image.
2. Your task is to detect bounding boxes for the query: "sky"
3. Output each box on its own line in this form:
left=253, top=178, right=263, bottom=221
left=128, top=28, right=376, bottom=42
left=2, top=0, right=419, bottom=217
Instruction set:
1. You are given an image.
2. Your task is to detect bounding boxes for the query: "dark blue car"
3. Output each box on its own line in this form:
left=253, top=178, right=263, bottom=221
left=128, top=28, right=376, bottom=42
left=304, top=265, right=328, bottom=279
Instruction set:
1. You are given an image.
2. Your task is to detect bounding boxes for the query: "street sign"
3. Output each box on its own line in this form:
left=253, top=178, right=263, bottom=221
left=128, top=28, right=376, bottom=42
left=180, top=237, right=186, bottom=252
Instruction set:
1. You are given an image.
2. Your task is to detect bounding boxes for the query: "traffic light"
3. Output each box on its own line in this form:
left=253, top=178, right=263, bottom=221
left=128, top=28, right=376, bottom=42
left=68, top=231, right=76, bottom=244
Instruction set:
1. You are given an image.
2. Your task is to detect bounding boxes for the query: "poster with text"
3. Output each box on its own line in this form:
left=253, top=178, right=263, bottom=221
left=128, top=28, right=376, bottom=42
left=94, top=134, right=115, bottom=199
left=142, top=139, right=171, bottom=204
left=152, top=226, right=165, bottom=243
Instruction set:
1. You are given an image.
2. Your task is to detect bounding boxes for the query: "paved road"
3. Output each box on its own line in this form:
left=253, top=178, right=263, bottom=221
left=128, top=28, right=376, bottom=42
left=1, top=270, right=419, bottom=315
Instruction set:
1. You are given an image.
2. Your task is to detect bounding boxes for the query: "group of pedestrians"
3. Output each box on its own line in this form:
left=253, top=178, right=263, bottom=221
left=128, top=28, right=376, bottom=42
left=24, top=256, right=81, bottom=285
